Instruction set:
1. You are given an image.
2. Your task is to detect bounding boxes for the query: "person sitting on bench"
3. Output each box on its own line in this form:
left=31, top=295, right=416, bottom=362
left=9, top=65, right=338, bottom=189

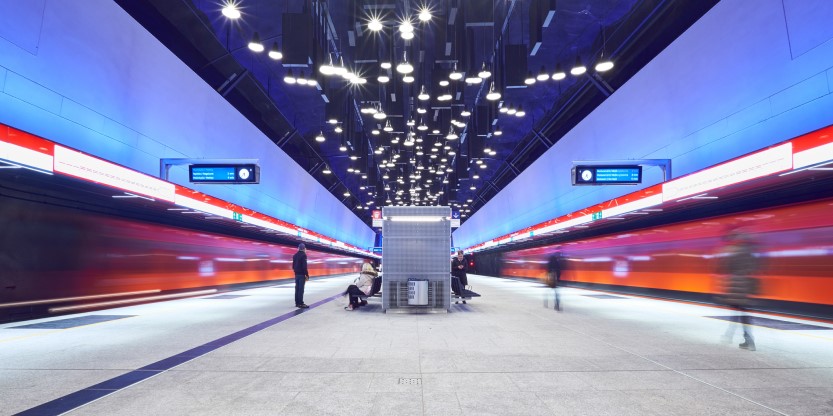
left=452, top=250, right=468, bottom=296
left=344, top=263, right=377, bottom=311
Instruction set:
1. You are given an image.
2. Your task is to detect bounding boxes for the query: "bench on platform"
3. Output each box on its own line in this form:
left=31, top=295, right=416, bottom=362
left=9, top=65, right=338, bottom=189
left=451, top=276, right=481, bottom=304
left=355, top=276, right=383, bottom=303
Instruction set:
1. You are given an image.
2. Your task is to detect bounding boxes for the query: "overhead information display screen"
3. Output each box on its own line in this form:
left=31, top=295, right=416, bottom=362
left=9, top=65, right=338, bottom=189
left=572, top=165, right=642, bottom=185
left=189, top=164, right=259, bottom=184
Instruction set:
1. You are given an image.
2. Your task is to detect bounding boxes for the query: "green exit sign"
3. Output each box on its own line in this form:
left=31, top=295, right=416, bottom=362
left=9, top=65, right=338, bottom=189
left=232, top=212, right=243, bottom=221
left=592, top=211, right=603, bottom=220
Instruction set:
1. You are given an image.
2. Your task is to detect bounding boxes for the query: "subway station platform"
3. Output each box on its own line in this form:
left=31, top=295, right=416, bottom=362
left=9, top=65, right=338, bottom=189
left=3, top=275, right=833, bottom=416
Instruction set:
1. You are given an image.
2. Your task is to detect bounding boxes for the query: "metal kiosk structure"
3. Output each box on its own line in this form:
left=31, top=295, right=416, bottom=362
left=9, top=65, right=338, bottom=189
left=381, top=206, right=452, bottom=313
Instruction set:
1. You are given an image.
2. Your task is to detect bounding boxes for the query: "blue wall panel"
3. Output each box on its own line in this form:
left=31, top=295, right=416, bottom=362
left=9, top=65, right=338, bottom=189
left=0, top=0, right=375, bottom=248
left=453, top=0, right=833, bottom=249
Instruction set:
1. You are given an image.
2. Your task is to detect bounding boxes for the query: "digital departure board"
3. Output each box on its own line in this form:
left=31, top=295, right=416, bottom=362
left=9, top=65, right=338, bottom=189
left=189, top=164, right=259, bottom=184
left=572, top=165, right=642, bottom=185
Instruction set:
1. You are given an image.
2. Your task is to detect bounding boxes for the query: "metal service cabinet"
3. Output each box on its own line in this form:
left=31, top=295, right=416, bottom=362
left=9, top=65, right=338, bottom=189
left=381, top=206, right=451, bottom=313
left=407, top=279, right=429, bottom=306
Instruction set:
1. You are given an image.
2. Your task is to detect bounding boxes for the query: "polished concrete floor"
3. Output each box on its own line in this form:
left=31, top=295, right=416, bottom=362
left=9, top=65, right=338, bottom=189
left=2, top=274, right=833, bottom=415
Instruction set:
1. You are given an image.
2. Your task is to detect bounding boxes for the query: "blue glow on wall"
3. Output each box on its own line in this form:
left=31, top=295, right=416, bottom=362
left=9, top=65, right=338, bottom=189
left=454, top=0, right=833, bottom=249
left=0, top=1, right=375, bottom=248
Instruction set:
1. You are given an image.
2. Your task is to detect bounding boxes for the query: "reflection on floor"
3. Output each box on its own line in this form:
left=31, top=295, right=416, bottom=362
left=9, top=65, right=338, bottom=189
left=706, top=315, right=832, bottom=331
left=2, top=274, right=833, bottom=415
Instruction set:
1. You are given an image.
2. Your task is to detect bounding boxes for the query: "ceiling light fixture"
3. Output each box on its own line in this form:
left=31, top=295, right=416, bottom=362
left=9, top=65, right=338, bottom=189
left=322, top=165, right=331, bottom=174
left=595, top=24, right=614, bottom=72
left=460, top=109, right=471, bottom=117
left=403, top=74, right=415, bottom=83
left=449, top=63, right=463, bottom=80
left=268, top=42, right=283, bottom=60
left=380, top=61, right=392, bottom=69
left=493, top=125, right=503, bottom=136
left=465, top=75, right=482, bottom=84
left=247, top=32, right=264, bottom=52
left=417, top=107, right=427, bottom=114
left=399, top=19, right=414, bottom=39
left=478, top=62, right=492, bottom=79
left=439, top=79, right=450, bottom=87
left=396, top=51, right=414, bottom=74
left=383, top=120, right=393, bottom=132
left=315, top=131, right=325, bottom=142
left=374, top=105, right=387, bottom=119
left=515, top=106, right=526, bottom=117
left=221, top=2, right=242, bottom=19
left=524, top=71, right=536, bottom=85
left=418, top=8, right=432, bottom=22
left=418, top=86, right=430, bottom=100
left=486, top=82, right=501, bottom=100
left=595, top=58, right=614, bottom=72
left=536, top=66, right=549, bottom=81
left=570, top=56, right=587, bottom=76
left=368, top=18, right=384, bottom=32
left=319, top=54, right=336, bottom=75
left=551, top=64, right=567, bottom=80
left=283, top=69, right=296, bottom=84
left=446, top=128, right=458, bottom=140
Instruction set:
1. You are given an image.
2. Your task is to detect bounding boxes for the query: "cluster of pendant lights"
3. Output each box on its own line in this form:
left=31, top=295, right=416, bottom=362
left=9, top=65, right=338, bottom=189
left=523, top=55, right=613, bottom=86
left=364, top=10, right=502, bottom=104
left=221, top=3, right=320, bottom=87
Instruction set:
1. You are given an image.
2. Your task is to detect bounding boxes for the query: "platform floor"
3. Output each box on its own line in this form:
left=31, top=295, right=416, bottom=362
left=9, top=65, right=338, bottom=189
left=2, top=274, right=833, bottom=415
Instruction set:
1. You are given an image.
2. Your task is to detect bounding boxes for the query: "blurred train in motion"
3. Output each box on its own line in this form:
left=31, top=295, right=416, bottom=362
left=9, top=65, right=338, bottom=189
left=496, top=197, right=833, bottom=316
left=0, top=197, right=365, bottom=321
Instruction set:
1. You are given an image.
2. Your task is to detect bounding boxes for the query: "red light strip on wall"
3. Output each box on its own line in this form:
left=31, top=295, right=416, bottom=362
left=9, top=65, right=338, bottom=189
left=465, top=124, right=833, bottom=253
left=0, top=123, right=377, bottom=258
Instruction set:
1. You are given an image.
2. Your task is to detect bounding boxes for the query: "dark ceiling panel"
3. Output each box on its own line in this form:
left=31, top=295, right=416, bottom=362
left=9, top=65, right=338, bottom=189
left=115, top=0, right=718, bottom=226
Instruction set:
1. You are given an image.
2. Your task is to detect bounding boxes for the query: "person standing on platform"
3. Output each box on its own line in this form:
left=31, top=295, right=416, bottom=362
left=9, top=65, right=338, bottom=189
left=545, top=253, right=563, bottom=311
left=451, top=250, right=468, bottom=299
left=718, top=229, right=760, bottom=351
left=293, top=243, right=309, bottom=308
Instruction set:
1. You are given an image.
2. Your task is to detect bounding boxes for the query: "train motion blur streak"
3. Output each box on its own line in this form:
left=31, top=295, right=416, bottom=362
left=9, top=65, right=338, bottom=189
left=501, top=198, right=833, bottom=308
left=0, top=198, right=364, bottom=317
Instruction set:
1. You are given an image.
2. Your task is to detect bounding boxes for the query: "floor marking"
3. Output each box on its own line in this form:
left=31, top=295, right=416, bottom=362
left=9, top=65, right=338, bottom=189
left=13, top=292, right=343, bottom=416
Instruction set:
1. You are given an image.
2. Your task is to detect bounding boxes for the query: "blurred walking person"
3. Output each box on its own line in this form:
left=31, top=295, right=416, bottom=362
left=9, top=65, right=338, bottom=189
left=544, top=253, right=563, bottom=311
left=718, top=229, right=760, bottom=351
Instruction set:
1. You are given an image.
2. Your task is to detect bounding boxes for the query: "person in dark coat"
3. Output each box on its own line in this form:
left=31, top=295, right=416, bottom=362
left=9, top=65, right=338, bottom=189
left=292, top=243, right=309, bottom=308
left=451, top=250, right=468, bottom=298
left=545, top=253, right=562, bottom=311
left=718, top=230, right=760, bottom=351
